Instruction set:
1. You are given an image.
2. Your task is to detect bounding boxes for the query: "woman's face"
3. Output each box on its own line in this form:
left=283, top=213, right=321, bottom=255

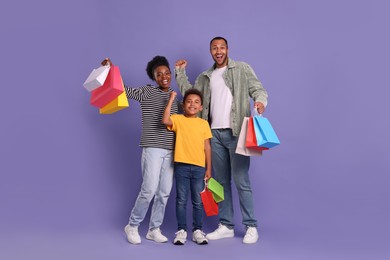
left=153, top=65, right=171, bottom=90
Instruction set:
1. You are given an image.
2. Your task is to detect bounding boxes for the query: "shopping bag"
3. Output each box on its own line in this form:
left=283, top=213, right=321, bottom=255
left=253, top=115, right=280, bottom=148
left=99, top=77, right=129, bottom=114
left=200, top=182, right=218, bottom=217
left=99, top=90, right=129, bottom=114
left=90, top=65, right=123, bottom=108
left=207, top=178, right=224, bottom=203
left=83, top=65, right=110, bottom=92
left=236, top=117, right=265, bottom=156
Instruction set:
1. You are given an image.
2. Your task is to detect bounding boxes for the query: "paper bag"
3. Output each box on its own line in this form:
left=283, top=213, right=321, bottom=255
left=200, top=184, right=218, bottom=217
left=253, top=115, right=280, bottom=148
left=83, top=65, right=110, bottom=92
left=236, top=117, right=266, bottom=156
left=207, top=178, right=224, bottom=203
left=99, top=78, right=129, bottom=114
left=90, top=65, right=123, bottom=108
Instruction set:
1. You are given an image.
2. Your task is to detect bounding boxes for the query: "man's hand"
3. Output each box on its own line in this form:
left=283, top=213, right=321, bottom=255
left=175, top=59, right=187, bottom=69
left=254, top=102, right=265, bottom=114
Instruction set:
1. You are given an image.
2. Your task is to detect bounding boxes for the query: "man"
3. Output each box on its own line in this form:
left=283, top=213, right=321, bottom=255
left=174, top=36, right=268, bottom=244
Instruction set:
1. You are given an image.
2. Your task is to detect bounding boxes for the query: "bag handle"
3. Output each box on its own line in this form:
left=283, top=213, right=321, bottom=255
left=201, top=179, right=208, bottom=192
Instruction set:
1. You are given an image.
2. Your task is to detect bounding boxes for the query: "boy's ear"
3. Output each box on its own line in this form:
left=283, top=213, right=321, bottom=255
left=199, top=105, right=203, bottom=112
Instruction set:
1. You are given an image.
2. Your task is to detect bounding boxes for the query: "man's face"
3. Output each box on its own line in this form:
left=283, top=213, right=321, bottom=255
left=153, top=65, right=171, bottom=89
left=210, top=39, right=229, bottom=68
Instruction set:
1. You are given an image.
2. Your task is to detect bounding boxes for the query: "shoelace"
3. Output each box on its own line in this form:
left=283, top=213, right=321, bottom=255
left=246, top=228, right=256, bottom=236
left=175, top=230, right=186, bottom=236
left=194, top=230, right=206, bottom=237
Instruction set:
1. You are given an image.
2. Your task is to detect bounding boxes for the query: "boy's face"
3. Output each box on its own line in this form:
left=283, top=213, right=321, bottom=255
left=183, top=94, right=203, bottom=117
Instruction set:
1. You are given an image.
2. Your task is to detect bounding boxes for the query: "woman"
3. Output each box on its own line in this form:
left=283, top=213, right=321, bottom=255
left=102, top=56, right=179, bottom=245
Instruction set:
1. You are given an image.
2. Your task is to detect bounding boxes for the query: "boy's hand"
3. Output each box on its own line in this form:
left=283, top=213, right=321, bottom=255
left=204, top=170, right=211, bottom=180
left=170, top=91, right=177, bottom=100
left=175, top=59, right=187, bottom=69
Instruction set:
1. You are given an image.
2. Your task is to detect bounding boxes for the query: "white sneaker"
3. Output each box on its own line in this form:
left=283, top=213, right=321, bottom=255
left=173, top=229, right=187, bottom=245
left=206, top=224, right=234, bottom=240
left=124, top=224, right=141, bottom=245
left=146, top=228, right=168, bottom=243
left=192, top=230, right=208, bottom=245
left=243, top=227, right=259, bottom=244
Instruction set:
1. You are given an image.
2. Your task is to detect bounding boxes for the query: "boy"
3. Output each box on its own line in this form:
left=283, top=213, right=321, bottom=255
left=162, top=89, right=212, bottom=245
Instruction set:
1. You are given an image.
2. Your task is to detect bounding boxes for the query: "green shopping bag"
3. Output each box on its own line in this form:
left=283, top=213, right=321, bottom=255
left=207, top=178, right=224, bottom=203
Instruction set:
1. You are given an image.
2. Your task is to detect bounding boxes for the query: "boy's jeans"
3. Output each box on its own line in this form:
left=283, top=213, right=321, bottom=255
left=175, top=162, right=205, bottom=232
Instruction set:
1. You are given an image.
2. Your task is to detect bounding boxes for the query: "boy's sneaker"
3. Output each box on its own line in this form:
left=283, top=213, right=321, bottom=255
left=146, top=228, right=168, bottom=243
left=173, top=229, right=187, bottom=245
left=206, top=224, right=234, bottom=240
left=243, top=226, right=259, bottom=244
left=124, top=224, right=141, bottom=245
left=192, top=230, right=208, bottom=245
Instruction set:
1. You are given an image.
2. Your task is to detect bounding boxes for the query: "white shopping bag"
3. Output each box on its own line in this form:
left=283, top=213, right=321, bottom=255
left=83, top=65, right=110, bottom=92
left=235, top=117, right=264, bottom=156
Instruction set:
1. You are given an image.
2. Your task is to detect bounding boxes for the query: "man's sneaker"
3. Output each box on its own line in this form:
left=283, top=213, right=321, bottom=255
left=192, top=230, right=208, bottom=245
left=146, top=228, right=168, bottom=243
left=124, top=224, right=141, bottom=245
left=243, top=226, right=259, bottom=244
left=173, top=229, right=187, bottom=245
left=206, top=224, right=234, bottom=240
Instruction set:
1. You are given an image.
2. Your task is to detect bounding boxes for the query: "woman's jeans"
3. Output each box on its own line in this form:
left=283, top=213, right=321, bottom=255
left=128, top=147, right=174, bottom=230
left=175, top=162, right=205, bottom=232
left=211, top=129, right=257, bottom=228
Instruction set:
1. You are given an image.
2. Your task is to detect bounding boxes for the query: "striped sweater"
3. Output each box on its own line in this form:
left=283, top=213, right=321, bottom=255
left=125, top=84, right=179, bottom=150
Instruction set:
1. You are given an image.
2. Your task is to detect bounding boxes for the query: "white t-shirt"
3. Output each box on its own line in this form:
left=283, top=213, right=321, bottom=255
left=210, top=66, right=233, bottom=129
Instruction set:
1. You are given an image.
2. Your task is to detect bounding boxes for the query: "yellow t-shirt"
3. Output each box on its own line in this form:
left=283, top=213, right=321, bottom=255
left=168, top=114, right=212, bottom=167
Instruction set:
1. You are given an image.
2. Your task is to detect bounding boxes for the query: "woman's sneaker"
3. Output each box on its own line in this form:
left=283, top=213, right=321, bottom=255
left=124, top=224, right=141, bottom=245
left=192, top=230, right=208, bottom=245
left=146, top=228, right=168, bottom=243
left=173, top=229, right=187, bottom=245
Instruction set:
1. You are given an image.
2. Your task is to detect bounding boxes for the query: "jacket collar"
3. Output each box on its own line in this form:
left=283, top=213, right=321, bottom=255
left=203, top=58, right=236, bottom=78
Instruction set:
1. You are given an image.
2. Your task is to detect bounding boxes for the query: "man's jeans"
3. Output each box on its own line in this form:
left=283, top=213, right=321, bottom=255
left=175, top=162, right=205, bottom=232
left=211, top=129, right=257, bottom=228
left=128, top=148, right=174, bottom=230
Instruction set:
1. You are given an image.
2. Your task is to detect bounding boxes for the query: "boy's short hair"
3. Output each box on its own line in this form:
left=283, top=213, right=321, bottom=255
left=183, top=89, right=203, bottom=105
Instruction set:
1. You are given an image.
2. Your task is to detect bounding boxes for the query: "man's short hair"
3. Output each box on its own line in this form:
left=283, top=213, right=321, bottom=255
left=210, top=36, right=228, bottom=48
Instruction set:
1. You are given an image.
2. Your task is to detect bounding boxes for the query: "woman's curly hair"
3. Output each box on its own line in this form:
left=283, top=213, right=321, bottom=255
left=146, top=56, right=170, bottom=80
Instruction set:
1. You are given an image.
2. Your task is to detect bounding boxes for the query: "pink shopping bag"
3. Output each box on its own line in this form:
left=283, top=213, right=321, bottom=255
left=90, top=65, right=123, bottom=108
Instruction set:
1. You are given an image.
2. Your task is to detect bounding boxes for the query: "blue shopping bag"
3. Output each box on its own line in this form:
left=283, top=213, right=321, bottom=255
left=253, top=113, right=280, bottom=148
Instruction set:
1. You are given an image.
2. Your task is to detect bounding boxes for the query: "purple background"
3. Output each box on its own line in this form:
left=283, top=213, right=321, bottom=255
left=1, top=0, right=389, bottom=259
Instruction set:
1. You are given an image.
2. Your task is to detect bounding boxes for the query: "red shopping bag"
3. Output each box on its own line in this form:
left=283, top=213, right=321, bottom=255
left=90, top=65, right=123, bottom=108
left=200, top=185, right=218, bottom=217
left=245, top=117, right=269, bottom=151
left=236, top=117, right=264, bottom=156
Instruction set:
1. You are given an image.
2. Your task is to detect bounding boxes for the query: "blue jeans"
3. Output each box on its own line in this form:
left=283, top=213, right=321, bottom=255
left=128, top=148, right=174, bottom=230
left=175, top=163, right=205, bottom=232
left=211, top=129, right=257, bottom=228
